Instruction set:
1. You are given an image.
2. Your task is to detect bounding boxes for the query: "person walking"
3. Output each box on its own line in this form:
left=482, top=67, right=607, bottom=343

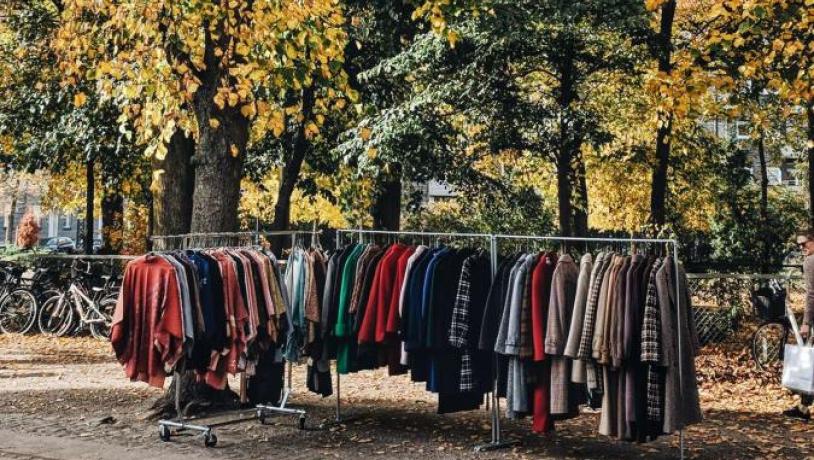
left=784, top=229, right=814, bottom=420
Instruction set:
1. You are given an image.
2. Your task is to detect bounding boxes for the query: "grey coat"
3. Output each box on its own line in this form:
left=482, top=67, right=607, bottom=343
left=501, top=254, right=536, bottom=356
left=656, top=257, right=702, bottom=433
left=494, top=257, right=524, bottom=355
left=565, top=253, right=594, bottom=384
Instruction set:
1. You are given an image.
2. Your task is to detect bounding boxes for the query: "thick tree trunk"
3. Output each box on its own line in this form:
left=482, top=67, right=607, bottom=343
left=84, top=156, right=95, bottom=254
left=189, top=109, right=246, bottom=233
left=649, top=0, right=676, bottom=228
left=808, top=101, right=814, bottom=227
left=151, top=131, right=195, bottom=240
left=372, top=164, right=402, bottom=231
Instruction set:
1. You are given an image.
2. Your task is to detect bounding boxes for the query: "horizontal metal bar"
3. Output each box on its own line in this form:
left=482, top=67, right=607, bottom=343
left=337, top=229, right=493, bottom=239
left=491, top=234, right=678, bottom=245
left=256, top=405, right=307, bottom=416
left=687, top=273, right=803, bottom=280
left=6, top=254, right=138, bottom=261
left=150, top=231, right=256, bottom=241
left=159, top=420, right=210, bottom=433
left=260, top=230, right=322, bottom=236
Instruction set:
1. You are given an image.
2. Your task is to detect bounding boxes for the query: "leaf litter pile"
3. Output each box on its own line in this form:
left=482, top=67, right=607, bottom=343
left=0, top=330, right=811, bottom=459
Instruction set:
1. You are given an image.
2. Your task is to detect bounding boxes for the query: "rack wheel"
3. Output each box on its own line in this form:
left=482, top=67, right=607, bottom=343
left=257, top=410, right=266, bottom=425
left=158, top=425, right=171, bottom=442
left=204, top=432, right=217, bottom=448
left=298, top=415, right=306, bottom=430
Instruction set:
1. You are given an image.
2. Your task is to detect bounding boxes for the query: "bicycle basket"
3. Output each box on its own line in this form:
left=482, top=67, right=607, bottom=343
left=751, top=283, right=787, bottom=321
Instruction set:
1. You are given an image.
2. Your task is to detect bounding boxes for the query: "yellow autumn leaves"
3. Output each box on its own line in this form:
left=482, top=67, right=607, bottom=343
left=54, top=0, right=352, bottom=159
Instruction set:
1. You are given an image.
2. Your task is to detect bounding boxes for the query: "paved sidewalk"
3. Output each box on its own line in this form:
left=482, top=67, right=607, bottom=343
left=0, top=429, right=219, bottom=460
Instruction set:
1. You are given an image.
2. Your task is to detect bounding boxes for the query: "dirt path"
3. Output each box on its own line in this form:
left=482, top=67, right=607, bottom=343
left=0, top=335, right=811, bottom=459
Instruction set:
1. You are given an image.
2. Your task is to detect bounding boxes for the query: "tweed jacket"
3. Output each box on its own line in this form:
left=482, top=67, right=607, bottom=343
left=577, top=252, right=609, bottom=360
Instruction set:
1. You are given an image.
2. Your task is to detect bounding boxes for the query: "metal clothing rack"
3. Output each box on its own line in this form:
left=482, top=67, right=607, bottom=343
left=148, top=230, right=321, bottom=446
left=491, top=233, right=686, bottom=460
left=332, top=229, right=513, bottom=451
left=254, top=230, right=322, bottom=430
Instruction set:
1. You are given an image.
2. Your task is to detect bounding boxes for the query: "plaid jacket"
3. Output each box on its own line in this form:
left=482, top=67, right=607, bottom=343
left=640, top=258, right=663, bottom=364
left=641, top=258, right=664, bottom=424
left=577, top=252, right=609, bottom=360
left=449, top=256, right=474, bottom=349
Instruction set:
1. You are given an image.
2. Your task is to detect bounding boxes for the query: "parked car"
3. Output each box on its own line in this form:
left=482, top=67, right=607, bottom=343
left=44, top=237, right=76, bottom=253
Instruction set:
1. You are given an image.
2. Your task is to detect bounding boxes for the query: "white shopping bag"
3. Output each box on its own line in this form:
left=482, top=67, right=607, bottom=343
left=782, top=305, right=814, bottom=395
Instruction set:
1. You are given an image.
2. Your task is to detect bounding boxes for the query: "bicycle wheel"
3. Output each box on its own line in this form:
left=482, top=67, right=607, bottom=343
left=752, top=321, right=788, bottom=372
left=89, top=297, right=117, bottom=340
left=0, top=289, right=38, bottom=334
left=38, top=295, right=74, bottom=337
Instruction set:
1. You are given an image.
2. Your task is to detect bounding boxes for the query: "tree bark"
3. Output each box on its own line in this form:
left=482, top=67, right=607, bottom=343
left=100, top=185, right=124, bottom=255
left=756, top=131, right=769, bottom=271
left=555, top=47, right=578, bottom=238
left=649, top=0, right=676, bottom=228
left=757, top=132, right=769, bottom=221
left=84, top=156, right=95, bottom=254
left=189, top=109, right=246, bottom=233
left=808, top=101, right=814, bottom=228
left=556, top=155, right=573, bottom=238
left=270, top=87, right=315, bottom=232
left=372, top=164, right=402, bottom=231
left=151, top=131, right=195, bottom=240
left=5, top=177, right=19, bottom=245
left=573, top=148, right=589, bottom=237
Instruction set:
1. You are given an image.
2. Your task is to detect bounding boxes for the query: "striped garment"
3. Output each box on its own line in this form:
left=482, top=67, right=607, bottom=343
left=641, top=258, right=664, bottom=424
left=577, top=252, right=609, bottom=360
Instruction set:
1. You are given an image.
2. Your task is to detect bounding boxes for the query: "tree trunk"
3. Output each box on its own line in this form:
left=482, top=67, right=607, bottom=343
left=572, top=148, right=589, bottom=237
left=5, top=177, right=19, bottom=245
left=757, top=131, right=769, bottom=271
left=757, top=132, right=769, bottom=221
left=84, top=156, right=95, bottom=254
left=189, top=109, right=246, bottom=233
left=649, top=0, right=676, bottom=228
left=808, top=101, right=814, bottom=227
left=100, top=185, right=124, bottom=255
left=151, top=131, right=195, bottom=242
left=269, top=86, right=315, bottom=253
left=555, top=47, right=577, bottom=239
left=372, top=164, right=402, bottom=231
left=556, top=155, right=573, bottom=238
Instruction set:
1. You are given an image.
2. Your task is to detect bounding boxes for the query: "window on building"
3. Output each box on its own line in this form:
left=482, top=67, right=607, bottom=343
left=62, top=214, right=72, bottom=230
left=734, top=121, right=750, bottom=141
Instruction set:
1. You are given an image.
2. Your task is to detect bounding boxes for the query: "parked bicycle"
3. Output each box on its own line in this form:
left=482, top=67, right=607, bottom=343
left=0, top=261, right=39, bottom=334
left=751, top=279, right=795, bottom=372
left=37, top=259, right=119, bottom=339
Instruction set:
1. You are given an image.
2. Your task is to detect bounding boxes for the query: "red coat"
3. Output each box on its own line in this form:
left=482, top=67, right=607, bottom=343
left=111, top=255, right=184, bottom=388
left=358, top=244, right=408, bottom=344
left=384, top=246, right=415, bottom=339
left=530, top=253, right=557, bottom=433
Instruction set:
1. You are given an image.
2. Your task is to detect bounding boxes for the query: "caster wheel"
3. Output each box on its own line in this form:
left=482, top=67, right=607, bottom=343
left=258, top=413, right=266, bottom=425
left=204, top=432, right=217, bottom=448
left=158, top=425, right=171, bottom=442
left=298, top=416, right=306, bottom=430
